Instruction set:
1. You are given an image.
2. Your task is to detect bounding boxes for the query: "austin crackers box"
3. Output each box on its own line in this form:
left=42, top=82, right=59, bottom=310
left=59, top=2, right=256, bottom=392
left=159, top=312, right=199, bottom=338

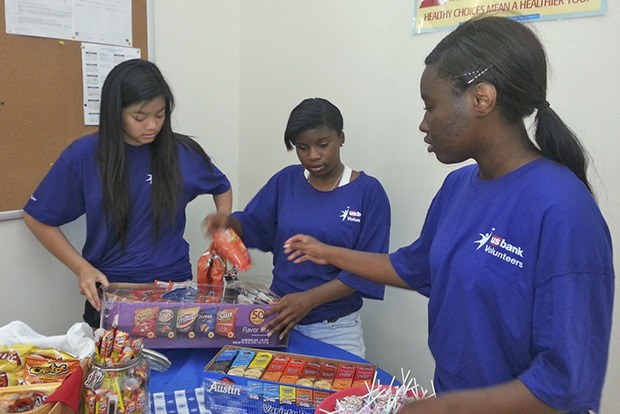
left=202, top=346, right=376, bottom=414
left=100, top=282, right=287, bottom=349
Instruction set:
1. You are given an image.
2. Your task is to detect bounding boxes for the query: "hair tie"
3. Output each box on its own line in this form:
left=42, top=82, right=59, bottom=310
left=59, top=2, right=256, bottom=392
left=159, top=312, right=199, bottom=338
left=536, top=101, right=550, bottom=110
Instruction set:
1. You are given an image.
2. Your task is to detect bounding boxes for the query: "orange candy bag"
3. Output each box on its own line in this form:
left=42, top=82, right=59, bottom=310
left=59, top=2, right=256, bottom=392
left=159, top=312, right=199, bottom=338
left=197, top=245, right=226, bottom=286
left=196, top=244, right=226, bottom=303
left=212, top=228, right=252, bottom=271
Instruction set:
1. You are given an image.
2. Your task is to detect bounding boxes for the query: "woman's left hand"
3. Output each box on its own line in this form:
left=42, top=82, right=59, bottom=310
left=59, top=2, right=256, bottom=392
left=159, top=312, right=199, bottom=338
left=261, top=291, right=315, bottom=340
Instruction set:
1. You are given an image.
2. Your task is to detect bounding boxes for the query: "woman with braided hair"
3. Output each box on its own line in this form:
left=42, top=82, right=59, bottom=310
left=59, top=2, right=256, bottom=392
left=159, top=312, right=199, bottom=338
left=285, top=16, right=613, bottom=414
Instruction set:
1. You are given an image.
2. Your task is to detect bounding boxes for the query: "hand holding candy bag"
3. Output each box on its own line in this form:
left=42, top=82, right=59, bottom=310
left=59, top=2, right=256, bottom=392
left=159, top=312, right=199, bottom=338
left=211, top=228, right=252, bottom=271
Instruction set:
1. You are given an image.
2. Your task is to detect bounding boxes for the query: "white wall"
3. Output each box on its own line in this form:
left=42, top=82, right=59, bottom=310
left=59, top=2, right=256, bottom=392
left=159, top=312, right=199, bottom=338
left=154, top=2, right=620, bottom=412
left=148, top=1, right=241, bottom=267
left=2, top=1, right=618, bottom=412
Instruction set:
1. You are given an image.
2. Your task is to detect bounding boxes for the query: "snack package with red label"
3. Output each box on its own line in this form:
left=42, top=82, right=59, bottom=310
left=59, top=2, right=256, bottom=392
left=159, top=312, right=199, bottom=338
left=197, top=245, right=226, bottom=286
left=23, top=354, right=80, bottom=384
left=212, top=228, right=252, bottom=271
left=0, top=383, right=60, bottom=413
left=196, top=244, right=226, bottom=303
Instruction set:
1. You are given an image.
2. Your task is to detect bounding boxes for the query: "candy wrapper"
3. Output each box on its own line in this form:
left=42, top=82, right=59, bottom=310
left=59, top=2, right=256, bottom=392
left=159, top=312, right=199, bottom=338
left=0, top=383, right=60, bottom=413
left=83, top=327, right=150, bottom=414
left=196, top=244, right=230, bottom=303
left=212, top=228, right=252, bottom=271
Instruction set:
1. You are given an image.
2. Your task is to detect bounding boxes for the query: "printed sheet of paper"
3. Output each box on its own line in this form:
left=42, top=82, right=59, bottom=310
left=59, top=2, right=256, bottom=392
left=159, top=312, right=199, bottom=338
left=82, top=43, right=141, bottom=125
left=4, top=0, right=132, bottom=46
left=73, top=0, right=132, bottom=46
left=4, top=0, right=72, bottom=40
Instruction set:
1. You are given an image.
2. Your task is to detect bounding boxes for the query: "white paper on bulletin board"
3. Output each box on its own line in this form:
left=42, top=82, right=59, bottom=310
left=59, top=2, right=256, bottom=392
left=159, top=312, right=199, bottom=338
left=4, top=0, right=132, bottom=46
left=81, top=43, right=141, bottom=125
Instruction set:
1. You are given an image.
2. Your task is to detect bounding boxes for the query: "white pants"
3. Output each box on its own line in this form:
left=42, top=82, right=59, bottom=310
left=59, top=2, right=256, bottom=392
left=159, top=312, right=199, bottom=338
left=294, top=311, right=366, bottom=358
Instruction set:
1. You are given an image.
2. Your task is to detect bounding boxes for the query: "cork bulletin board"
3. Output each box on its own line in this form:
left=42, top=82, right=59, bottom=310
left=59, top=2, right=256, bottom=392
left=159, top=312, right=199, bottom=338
left=0, top=0, right=148, bottom=215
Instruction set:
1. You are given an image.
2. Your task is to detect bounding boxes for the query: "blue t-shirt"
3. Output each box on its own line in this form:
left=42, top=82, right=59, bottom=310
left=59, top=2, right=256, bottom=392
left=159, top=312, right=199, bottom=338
left=390, top=158, right=614, bottom=413
left=233, top=164, right=391, bottom=324
left=24, top=133, right=231, bottom=283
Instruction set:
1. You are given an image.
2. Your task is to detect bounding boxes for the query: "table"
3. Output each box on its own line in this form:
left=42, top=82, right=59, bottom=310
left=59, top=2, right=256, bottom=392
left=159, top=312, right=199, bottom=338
left=148, top=330, right=397, bottom=414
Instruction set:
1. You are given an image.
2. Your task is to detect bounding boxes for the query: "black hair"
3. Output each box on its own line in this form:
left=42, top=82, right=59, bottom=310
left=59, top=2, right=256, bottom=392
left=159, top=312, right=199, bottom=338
left=97, top=58, right=212, bottom=248
left=425, top=15, right=591, bottom=193
left=284, top=98, right=344, bottom=150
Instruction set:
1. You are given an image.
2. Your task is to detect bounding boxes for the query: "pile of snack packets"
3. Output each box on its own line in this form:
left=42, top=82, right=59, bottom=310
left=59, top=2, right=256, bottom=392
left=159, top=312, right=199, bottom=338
left=208, top=347, right=375, bottom=390
left=0, top=345, right=80, bottom=412
left=100, top=227, right=289, bottom=349
left=103, top=280, right=280, bottom=342
left=82, top=326, right=149, bottom=414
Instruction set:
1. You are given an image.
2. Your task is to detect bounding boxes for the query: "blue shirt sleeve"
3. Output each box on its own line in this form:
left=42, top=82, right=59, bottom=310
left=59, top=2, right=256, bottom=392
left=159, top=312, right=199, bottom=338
left=179, top=142, right=231, bottom=198
left=24, top=139, right=87, bottom=226
left=389, top=183, right=449, bottom=297
left=518, top=192, right=614, bottom=412
left=231, top=174, right=279, bottom=252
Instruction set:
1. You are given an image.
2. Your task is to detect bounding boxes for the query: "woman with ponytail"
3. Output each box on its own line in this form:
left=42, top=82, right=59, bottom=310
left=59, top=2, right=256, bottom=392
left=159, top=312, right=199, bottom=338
left=284, top=16, right=613, bottom=414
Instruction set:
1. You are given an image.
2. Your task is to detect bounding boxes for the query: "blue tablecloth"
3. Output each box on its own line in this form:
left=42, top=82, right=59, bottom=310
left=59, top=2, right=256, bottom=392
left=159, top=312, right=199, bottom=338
left=148, top=330, right=396, bottom=414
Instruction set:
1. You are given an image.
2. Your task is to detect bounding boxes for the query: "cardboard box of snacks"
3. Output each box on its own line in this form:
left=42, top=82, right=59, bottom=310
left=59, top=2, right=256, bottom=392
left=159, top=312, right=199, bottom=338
left=202, top=345, right=376, bottom=414
left=100, top=281, right=288, bottom=349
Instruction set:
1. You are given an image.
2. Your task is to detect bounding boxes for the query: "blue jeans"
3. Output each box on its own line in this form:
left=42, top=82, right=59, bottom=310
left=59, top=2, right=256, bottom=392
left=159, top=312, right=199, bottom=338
left=294, top=311, right=365, bottom=358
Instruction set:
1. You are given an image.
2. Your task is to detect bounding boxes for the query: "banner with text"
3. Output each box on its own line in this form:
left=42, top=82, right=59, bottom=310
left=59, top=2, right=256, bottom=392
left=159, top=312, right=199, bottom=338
left=413, top=0, right=606, bottom=34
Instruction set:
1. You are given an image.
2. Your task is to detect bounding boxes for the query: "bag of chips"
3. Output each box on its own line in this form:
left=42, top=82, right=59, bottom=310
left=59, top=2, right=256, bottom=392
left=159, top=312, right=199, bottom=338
left=197, top=245, right=226, bottom=286
left=212, top=228, right=252, bottom=271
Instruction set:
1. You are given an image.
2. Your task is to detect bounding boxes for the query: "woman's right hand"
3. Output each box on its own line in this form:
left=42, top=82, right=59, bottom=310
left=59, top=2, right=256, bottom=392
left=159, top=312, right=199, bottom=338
left=203, top=213, right=230, bottom=236
left=77, top=264, right=109, bottom=311
left=283, top=234, right=329, bottom=265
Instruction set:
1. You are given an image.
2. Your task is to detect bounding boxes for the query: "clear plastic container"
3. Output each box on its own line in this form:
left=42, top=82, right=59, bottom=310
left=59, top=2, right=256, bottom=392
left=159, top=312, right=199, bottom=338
left=83, top=352, right=150, bottom=414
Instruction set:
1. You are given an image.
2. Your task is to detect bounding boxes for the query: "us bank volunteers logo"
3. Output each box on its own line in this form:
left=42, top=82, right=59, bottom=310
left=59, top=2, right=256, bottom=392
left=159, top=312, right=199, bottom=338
left=340, top=206, right=362, bottom=223
left=475, top=228, right=524, bottom=268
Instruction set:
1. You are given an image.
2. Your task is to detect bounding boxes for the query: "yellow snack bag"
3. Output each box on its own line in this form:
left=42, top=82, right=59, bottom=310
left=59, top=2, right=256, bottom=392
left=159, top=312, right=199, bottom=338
left=0, top=382, right=61, bottom=412
left=0, top=345, right=34, bottom=374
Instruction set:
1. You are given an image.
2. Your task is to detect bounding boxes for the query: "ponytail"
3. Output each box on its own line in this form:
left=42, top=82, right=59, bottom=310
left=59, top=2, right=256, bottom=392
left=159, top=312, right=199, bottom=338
left=426, top=16, right=593, bottom=194
left=535, top=105, right=591, bottom=193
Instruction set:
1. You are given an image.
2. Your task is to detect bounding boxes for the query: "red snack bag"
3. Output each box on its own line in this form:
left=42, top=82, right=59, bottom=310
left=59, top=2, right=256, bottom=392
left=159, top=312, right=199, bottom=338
left=261, top=355, right=290, bottom=382
left=331, top=364, right=356, bottom=390
left=296, top=361, right=320, bottom=388
left=279, top=358, right=306, bottom=384
left=212, top=228, right=252, bottom=271
left=351, top=365, right=376, bottom=387
left=196, top=245, right=226, bottom=303
left=215, top=307, right=239, bottom=339
left=197, top=244, right=226, bottom=285
left=131, top=306, right=159, bottom=338
left=314, top=362, right=337, bottom=390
